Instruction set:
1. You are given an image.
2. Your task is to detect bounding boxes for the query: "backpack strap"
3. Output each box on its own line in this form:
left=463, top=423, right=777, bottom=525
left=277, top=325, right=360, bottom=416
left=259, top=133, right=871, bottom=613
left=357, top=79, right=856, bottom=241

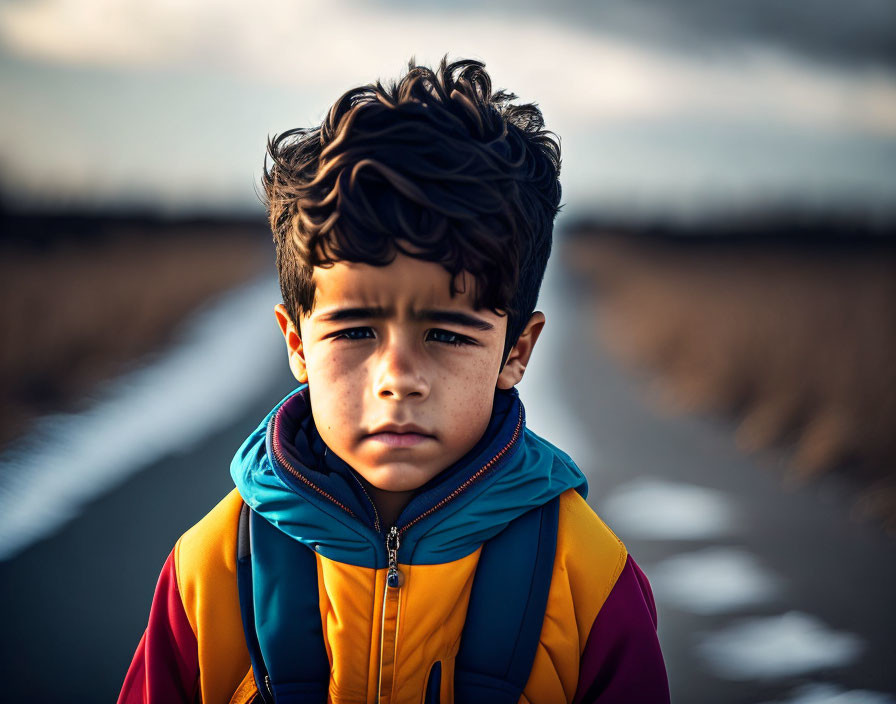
left=237, top=502, right=273, bottom=703
left=236, top=503, right=329, bottom=704
left=454, top=496, right=561, bottom=703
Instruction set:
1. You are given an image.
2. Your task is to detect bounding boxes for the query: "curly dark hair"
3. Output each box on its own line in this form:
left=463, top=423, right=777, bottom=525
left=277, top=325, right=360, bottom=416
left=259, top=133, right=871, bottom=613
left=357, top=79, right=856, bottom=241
left=261, top=55, right=561, bottom=362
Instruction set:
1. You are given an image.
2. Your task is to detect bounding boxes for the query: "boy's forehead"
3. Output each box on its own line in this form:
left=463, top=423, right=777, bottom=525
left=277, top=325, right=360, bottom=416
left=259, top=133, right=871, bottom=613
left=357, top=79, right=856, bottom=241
left=309, top=255, right=481, bottom=314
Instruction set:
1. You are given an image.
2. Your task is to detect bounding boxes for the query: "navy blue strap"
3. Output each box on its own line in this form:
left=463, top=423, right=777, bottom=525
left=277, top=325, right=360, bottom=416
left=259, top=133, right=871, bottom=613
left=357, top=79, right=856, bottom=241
left=454, top=497, right=561, bottom=703
left=237, top=502, right=274, bottom=704
left=236, top=503, right=329, bottom=704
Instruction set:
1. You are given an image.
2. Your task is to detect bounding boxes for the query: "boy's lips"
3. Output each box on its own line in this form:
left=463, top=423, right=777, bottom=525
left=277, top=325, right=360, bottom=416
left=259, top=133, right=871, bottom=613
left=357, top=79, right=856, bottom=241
left=365, top=423, right=435, bottom=448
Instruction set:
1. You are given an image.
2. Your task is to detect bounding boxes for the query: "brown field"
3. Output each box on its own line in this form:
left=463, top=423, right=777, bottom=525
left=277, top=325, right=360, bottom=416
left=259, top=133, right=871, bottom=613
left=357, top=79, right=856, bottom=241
left=565, top=233, right=896, bottom=529
left=0, top=223, right=270, bottom=449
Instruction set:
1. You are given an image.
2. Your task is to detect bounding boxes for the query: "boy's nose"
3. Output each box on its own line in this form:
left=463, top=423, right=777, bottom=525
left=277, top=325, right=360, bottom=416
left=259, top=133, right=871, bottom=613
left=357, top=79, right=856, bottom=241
left=374, top=341, right=429, bottom=401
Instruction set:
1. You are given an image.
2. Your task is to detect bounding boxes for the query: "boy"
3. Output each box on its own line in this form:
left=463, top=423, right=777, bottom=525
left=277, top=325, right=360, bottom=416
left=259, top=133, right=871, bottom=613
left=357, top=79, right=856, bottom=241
left=119, top=57, right=669, bottom=703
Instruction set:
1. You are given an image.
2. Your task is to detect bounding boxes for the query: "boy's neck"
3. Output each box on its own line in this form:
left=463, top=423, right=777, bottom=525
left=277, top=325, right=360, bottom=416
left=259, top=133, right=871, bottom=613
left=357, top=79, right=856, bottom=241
left=355, top=473, right=415, bottom=529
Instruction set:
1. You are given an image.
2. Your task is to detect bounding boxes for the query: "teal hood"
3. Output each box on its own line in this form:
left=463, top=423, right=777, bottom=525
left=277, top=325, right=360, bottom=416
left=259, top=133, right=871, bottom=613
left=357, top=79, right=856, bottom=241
left=231, top=386, right=587, bottom=569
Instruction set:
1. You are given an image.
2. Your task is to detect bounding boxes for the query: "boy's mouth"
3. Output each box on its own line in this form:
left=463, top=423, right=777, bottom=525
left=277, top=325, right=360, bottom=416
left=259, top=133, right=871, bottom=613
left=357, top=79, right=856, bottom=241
left=365, top=423, right=435, bottom=448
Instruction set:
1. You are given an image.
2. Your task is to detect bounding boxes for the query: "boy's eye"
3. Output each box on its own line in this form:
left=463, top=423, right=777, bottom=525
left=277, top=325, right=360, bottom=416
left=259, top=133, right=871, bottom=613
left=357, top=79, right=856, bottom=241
left=333, top=327, right=374, bottom=341
left=427, top=329, right=474, bottom=346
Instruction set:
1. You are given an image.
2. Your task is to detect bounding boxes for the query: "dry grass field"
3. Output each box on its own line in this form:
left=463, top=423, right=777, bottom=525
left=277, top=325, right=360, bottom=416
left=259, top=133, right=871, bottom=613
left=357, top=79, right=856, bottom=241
left=0, top=217, right=270, bottom=449
left=565, top=232, right=896, bottom=528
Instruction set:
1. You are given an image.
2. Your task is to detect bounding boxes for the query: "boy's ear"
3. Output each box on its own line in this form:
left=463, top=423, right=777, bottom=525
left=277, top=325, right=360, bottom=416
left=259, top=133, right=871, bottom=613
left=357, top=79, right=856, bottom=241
left=497, top=312, right=546, bottom=390
left=274, top=303, right=308, bottom=384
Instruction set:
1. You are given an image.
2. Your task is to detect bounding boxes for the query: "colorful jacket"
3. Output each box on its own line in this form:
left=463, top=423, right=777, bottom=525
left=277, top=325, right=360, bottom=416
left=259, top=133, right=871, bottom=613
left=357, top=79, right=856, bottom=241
left=119, top=387, right=670, bottom=703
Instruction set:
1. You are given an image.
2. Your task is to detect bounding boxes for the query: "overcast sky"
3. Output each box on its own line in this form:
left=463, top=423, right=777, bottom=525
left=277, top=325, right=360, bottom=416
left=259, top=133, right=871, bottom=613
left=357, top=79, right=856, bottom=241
left=1, top=0, right=894, bottom=220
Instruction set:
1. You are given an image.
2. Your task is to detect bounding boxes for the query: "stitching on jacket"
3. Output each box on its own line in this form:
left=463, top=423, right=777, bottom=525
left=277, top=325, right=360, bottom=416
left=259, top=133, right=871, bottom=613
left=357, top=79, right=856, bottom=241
left=172, top=537, right=203, bottom=702
left=173, top=538, right=191, bottom=635
left=602, top=539, right=628, bottom=605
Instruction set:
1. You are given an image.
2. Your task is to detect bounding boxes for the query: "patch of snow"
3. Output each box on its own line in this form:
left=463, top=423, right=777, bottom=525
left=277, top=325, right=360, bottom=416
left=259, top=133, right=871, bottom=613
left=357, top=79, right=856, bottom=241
left=698, top=611, right=864, bottom=680
left=651, top=546, right=782, bottom=614
left=759, top=683, right=896, bottom=704
left=601, top=477, right=737, bottom=539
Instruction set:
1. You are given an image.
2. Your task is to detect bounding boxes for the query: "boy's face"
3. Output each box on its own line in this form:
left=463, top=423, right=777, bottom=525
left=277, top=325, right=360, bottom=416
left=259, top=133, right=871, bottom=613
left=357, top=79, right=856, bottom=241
left=275, top=252, right=543, bottom=495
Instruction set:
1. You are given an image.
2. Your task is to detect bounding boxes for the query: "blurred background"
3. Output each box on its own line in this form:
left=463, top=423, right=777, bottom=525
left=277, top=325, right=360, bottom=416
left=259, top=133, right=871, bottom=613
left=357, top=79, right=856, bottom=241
left=1, top=0, right=894, bottom=701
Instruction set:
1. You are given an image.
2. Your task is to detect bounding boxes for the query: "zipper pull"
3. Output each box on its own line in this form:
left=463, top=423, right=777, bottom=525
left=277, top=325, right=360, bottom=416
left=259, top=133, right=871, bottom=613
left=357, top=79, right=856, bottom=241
left=386, top=526, right=404, bottom=588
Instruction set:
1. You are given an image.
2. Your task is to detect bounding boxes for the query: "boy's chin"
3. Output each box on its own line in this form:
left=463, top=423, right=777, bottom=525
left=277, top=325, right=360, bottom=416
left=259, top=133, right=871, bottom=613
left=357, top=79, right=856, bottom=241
left=354, top=462, right=442, bottom=494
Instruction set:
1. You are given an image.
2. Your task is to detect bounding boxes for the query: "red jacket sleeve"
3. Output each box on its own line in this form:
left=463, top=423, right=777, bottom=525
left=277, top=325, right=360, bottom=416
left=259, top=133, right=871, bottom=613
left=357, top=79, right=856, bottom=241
left=118, top=549, right=200, bottom=704
left=572, top=555, right=671, bottom=704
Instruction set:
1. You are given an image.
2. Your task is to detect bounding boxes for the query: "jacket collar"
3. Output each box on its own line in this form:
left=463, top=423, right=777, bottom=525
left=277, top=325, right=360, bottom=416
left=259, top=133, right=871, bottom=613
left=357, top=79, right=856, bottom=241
left=231, top=385, right=587, bottom=568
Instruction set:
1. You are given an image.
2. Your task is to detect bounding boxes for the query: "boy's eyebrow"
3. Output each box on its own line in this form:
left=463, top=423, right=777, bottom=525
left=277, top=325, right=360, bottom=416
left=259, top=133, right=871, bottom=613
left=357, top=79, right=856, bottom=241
left=315, top=306, right=494, bottom=331
left=316, top=306, right=388, bottom=323
left=417, top=310, right=494, bottom=331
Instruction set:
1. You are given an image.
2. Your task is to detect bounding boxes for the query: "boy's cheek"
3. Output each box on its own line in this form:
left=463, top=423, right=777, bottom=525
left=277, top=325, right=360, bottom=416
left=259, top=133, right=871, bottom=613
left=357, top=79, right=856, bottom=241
left=306, top=349, right=361, bottom=386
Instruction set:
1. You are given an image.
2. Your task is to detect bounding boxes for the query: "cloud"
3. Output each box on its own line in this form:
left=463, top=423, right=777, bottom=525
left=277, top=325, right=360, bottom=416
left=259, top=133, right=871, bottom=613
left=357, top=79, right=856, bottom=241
left=2, top=0, right=895, bottom=138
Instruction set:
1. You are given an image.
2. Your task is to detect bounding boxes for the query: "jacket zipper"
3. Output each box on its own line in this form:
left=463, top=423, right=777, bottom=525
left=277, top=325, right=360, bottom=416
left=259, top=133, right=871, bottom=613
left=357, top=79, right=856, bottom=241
left=377, top=527, right=403, bottom=703
left=385, top=526, right=404, bottom=589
